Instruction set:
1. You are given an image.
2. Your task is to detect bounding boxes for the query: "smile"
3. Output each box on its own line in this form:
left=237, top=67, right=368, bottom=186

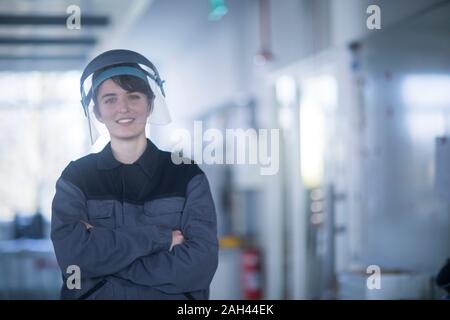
left=116, top=118, right=135, bottom=125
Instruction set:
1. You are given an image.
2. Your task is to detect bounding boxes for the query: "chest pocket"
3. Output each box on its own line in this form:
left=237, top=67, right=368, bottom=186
left=87, top=200, right=116, bottom=229
left=142, top=197, right=185, bottom=230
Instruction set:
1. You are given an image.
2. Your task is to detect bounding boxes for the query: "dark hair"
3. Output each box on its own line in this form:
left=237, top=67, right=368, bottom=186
left=92, top=63, right=155, bottom=115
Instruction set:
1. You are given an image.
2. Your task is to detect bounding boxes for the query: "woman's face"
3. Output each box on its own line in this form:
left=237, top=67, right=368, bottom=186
left=95, top=79, right=151, bottom=140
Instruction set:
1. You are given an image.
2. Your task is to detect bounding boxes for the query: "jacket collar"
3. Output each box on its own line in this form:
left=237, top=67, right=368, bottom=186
left=97, top=138, right=160, bottom=178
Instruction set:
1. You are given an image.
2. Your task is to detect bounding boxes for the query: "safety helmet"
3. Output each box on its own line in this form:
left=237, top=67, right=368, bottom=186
left=80, top=49, right=171, bottom=144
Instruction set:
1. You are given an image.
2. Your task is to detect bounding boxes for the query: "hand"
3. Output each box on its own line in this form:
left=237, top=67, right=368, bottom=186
left=169, top=230, right=184, bottom=251
left=80, top=220, right=94, bottom=230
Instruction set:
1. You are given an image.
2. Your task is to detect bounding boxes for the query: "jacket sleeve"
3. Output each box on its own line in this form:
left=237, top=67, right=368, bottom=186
left=114, top=173, right=219, bottom=293
left=51, top=175, right=172, bottom=279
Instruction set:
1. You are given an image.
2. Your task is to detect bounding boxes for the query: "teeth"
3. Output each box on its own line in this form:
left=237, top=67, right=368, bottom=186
left=117, top=118, right=134, bottom=124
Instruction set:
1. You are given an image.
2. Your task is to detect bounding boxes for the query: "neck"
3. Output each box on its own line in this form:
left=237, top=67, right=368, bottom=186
left=110, top=133, right=148, bottom=164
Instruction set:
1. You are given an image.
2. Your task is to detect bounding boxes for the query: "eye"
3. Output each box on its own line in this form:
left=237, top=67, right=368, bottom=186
left=104, top=97, right=116, bottom=104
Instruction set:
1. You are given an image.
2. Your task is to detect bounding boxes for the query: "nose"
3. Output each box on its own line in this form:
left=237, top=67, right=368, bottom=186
left=117, top=97, right=130, bottom=113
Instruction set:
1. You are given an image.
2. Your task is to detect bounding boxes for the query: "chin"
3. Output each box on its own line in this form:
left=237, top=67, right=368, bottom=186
left=111, top=130, right=145, bottom=141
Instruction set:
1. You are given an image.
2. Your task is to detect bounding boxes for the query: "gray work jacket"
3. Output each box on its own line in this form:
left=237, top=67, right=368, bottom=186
left=51, top=139, right=218, bottom=299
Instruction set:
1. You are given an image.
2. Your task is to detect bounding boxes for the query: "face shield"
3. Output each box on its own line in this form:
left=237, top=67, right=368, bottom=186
left=80, top=49, right=171, bottom=145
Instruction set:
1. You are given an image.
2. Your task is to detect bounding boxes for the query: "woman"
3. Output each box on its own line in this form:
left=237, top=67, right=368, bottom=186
left=51, top=49, right=219, bottom=300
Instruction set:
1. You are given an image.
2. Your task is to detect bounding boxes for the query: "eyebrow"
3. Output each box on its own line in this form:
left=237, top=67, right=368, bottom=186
left=100, top=91, right=141, bottom=100
left=100, top=93, right=117, bottom=100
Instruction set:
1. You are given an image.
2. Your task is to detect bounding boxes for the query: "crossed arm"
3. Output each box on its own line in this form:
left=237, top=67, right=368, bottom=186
left=80, top=221, right=184, bottom=252
left=113, top=174, right=219, bottom=293
left=51, top=173, right=218, bottom=293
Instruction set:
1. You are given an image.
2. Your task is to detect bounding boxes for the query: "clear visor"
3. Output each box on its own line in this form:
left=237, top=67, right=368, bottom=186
left=81, top=67, right=171, bottom=146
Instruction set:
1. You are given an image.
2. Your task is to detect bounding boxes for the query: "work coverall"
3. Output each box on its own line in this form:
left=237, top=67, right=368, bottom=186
left=51, top=139, right=219, bottom=299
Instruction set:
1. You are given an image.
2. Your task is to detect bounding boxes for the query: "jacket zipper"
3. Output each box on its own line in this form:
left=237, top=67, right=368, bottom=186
left=78, top=279, right=108, bottom=300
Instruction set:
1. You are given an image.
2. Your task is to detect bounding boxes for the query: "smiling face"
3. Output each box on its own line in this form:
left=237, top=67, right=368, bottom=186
left=95, top=78, right=152, bottom=141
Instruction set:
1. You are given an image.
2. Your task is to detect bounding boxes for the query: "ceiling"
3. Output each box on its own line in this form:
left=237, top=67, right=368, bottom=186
left=0, top=0, right=153, bottom=71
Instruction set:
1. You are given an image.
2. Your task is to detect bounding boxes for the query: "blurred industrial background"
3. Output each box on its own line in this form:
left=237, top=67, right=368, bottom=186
left=0, top=0, right=450, bottom=299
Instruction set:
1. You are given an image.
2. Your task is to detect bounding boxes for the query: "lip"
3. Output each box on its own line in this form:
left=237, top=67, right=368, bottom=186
left=115, top=118, right=135, bottom=126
